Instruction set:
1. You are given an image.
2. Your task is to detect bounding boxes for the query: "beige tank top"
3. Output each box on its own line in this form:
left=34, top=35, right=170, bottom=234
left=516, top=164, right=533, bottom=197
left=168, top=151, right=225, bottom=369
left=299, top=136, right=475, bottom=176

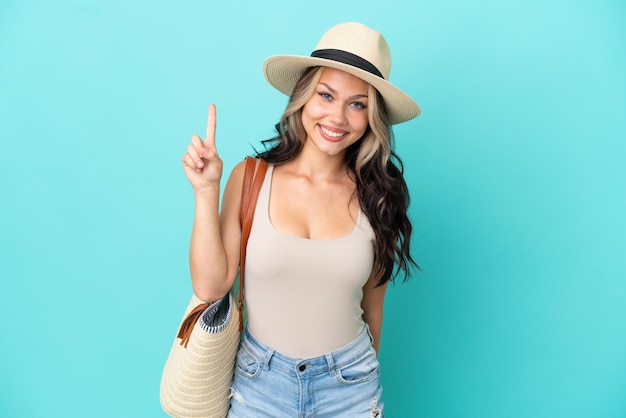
left=245, top=164, right=375, bottom=358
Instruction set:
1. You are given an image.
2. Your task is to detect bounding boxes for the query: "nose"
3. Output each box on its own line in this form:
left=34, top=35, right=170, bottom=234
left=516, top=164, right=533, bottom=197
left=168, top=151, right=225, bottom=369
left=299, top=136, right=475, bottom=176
left=328, top=103, right=347, bottom=125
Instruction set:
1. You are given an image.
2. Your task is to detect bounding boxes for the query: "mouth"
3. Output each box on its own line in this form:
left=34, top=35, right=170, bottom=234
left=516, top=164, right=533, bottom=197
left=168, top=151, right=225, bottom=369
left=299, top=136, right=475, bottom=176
left=318, top=124, right=348, bottom=142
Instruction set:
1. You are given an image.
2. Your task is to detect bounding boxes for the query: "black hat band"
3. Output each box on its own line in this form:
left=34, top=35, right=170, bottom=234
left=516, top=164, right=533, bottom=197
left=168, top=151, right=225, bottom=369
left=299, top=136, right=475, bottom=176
left=310, top=49, right=384, bottom=79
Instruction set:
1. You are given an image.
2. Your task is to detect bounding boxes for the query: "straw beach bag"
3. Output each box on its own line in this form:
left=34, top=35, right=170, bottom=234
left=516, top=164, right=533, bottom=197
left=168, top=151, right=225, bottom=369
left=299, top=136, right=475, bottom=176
left=160, top=157, right=268, bottom=418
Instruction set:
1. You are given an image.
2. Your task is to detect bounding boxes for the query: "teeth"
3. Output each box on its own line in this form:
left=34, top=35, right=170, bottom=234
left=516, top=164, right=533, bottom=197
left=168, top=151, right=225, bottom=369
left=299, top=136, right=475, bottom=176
left=320, top=126, right=345, bottom=138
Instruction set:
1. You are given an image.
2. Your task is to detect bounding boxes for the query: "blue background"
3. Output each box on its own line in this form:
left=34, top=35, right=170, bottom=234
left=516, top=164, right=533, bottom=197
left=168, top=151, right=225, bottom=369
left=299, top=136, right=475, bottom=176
left=1, top=0, right=625, bottom=417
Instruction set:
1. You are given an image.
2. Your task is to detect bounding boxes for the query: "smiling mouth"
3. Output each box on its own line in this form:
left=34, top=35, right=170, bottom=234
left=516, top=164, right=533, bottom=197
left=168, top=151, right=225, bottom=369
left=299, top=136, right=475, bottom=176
left=319, top=125, right=347, bottom=139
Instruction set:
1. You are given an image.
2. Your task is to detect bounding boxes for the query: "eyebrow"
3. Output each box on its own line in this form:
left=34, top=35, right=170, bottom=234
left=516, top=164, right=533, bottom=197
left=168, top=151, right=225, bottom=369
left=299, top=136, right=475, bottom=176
left=319, top=83, right=368, bottom=100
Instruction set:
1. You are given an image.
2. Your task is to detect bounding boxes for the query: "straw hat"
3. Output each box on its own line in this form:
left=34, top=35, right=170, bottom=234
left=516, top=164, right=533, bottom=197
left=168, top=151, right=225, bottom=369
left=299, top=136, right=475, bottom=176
left=263, top=22, right=420, bottom=125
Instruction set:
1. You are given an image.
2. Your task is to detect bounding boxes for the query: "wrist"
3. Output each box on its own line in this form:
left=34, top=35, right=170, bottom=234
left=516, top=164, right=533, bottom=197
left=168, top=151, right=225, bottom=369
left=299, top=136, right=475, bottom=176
left=193, top=182, right=220, bottom=198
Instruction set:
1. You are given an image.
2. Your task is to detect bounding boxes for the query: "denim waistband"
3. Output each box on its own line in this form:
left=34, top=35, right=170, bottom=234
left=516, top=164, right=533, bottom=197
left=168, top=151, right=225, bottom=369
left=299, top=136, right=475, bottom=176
left=241, top=325, right=375, bottom=378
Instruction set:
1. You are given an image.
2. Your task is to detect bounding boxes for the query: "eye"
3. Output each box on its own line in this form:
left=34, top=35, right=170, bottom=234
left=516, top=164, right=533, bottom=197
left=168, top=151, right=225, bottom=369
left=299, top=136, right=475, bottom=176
left=350, top=101, right=367, bottom=110
left=318, top=91, right=332, bottom=101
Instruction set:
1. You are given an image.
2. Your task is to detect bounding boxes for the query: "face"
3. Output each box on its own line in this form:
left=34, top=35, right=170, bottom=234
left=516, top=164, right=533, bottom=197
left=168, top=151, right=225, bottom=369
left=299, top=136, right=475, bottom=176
left=301, top=67, right=370, bottom=158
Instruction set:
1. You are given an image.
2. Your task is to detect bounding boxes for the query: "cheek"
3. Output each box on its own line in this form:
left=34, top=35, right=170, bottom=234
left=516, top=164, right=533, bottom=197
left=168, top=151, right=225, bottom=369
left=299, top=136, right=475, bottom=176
left=350, top=114, right=369, bottom=133
left=304, top=101, right=326, bottom=120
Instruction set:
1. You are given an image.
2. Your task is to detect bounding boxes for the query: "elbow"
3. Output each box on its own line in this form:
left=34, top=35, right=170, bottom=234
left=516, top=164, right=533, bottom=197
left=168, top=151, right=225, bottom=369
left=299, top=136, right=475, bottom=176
left=189, top=258, right=236, bottom=302
left=192, top=287, right=229, bottom=304
left=190, top=274, right=232, bottom=303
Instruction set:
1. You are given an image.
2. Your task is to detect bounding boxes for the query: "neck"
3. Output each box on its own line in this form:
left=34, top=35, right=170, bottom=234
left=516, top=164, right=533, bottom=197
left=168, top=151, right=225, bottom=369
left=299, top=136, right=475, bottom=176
left=289, top=147, right=349, bottom=182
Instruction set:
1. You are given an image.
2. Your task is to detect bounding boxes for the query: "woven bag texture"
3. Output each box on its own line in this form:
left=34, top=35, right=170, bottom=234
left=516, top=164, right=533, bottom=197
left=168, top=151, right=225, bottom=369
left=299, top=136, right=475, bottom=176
left=160, top=293, right=240, bottom=418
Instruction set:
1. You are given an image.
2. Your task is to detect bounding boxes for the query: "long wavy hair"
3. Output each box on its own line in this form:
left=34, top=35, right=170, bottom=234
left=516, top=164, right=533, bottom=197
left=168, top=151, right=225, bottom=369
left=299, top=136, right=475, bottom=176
left=256, top=66, right=417, bottom=286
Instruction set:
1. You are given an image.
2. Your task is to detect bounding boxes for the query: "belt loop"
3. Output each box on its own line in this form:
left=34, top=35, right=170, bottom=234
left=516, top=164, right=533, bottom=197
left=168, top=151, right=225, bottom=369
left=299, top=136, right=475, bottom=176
left=325, top=353, right=336, bottom=376
left=364, top=323, right=374, bottom=344
left=262, top=348, right=275, bottom=371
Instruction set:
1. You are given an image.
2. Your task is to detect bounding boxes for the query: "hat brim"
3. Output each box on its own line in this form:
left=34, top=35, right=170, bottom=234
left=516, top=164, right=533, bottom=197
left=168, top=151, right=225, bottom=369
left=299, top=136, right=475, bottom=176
left=263, top=55, right=420, bottom=125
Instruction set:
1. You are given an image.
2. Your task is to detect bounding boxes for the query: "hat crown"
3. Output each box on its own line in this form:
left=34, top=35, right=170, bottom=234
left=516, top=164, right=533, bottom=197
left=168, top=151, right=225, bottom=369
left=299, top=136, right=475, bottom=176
left=313, top=22, right=391, bottom=80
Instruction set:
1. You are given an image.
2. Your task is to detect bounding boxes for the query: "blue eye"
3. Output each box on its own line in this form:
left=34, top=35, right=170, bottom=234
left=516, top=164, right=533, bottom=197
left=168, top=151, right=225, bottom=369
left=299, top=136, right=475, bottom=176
left=318, top=92, right=332, bottom=100
left=351, top=101, right=367, bottom=110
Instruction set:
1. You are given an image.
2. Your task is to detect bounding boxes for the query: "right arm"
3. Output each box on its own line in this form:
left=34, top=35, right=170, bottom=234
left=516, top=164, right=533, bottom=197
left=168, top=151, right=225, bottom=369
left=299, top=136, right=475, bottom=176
left=182, top=104, right=246, bottom=302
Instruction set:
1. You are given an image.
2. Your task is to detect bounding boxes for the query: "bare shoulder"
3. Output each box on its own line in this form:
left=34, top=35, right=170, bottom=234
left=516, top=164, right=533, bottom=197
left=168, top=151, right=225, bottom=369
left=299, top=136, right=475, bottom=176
left=221, top=159, right=248, bottom=214
left=227, top=159, right=247, bottom=186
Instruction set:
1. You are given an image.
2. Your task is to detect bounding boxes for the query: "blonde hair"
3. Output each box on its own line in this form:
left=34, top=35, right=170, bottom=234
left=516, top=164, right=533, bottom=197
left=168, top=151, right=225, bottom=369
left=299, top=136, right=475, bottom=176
left=354, top=84, right=392, bottom=178
left=275, top=67, right=324, bottom=152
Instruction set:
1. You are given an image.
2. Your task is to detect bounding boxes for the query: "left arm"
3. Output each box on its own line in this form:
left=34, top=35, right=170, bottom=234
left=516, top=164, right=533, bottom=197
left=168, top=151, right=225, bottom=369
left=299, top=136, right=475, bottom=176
left=361, top=274, right=389, bottom=355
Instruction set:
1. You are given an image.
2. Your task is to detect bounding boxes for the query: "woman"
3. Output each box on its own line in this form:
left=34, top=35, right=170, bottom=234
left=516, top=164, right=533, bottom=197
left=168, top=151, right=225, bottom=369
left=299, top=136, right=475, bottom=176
left=182, top=22, right=420, bottom=417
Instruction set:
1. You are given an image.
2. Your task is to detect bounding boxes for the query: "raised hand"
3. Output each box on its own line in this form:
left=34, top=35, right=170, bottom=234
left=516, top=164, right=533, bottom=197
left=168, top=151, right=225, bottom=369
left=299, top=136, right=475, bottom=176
left=182, top=104, right=224, bottom=191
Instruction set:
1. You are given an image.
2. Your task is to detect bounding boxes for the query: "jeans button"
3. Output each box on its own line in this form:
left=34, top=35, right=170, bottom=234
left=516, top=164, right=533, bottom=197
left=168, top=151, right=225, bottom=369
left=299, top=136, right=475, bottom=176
left=298, top=364, right=306, bottom=372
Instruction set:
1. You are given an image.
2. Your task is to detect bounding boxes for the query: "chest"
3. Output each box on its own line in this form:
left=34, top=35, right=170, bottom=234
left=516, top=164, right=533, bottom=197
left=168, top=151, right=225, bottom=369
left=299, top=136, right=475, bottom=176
left=268, top=170, right=360, bottom=240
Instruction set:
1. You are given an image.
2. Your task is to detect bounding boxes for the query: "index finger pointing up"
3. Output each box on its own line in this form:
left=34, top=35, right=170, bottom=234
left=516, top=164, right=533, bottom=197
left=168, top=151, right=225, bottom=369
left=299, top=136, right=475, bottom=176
left=204, top=103, right=217, bottom=151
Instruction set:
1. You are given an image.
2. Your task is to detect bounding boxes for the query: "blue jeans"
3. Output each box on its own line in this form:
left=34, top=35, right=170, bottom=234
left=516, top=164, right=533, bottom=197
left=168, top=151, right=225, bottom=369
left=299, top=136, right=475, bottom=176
left=228, top=325, right=384, bottom=417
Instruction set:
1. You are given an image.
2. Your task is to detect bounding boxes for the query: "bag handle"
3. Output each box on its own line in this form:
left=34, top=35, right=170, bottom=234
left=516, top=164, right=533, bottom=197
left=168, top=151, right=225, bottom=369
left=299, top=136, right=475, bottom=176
left=238, top=157, right=268, bottom=331
left=177, top=156, right=268, bottom=346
